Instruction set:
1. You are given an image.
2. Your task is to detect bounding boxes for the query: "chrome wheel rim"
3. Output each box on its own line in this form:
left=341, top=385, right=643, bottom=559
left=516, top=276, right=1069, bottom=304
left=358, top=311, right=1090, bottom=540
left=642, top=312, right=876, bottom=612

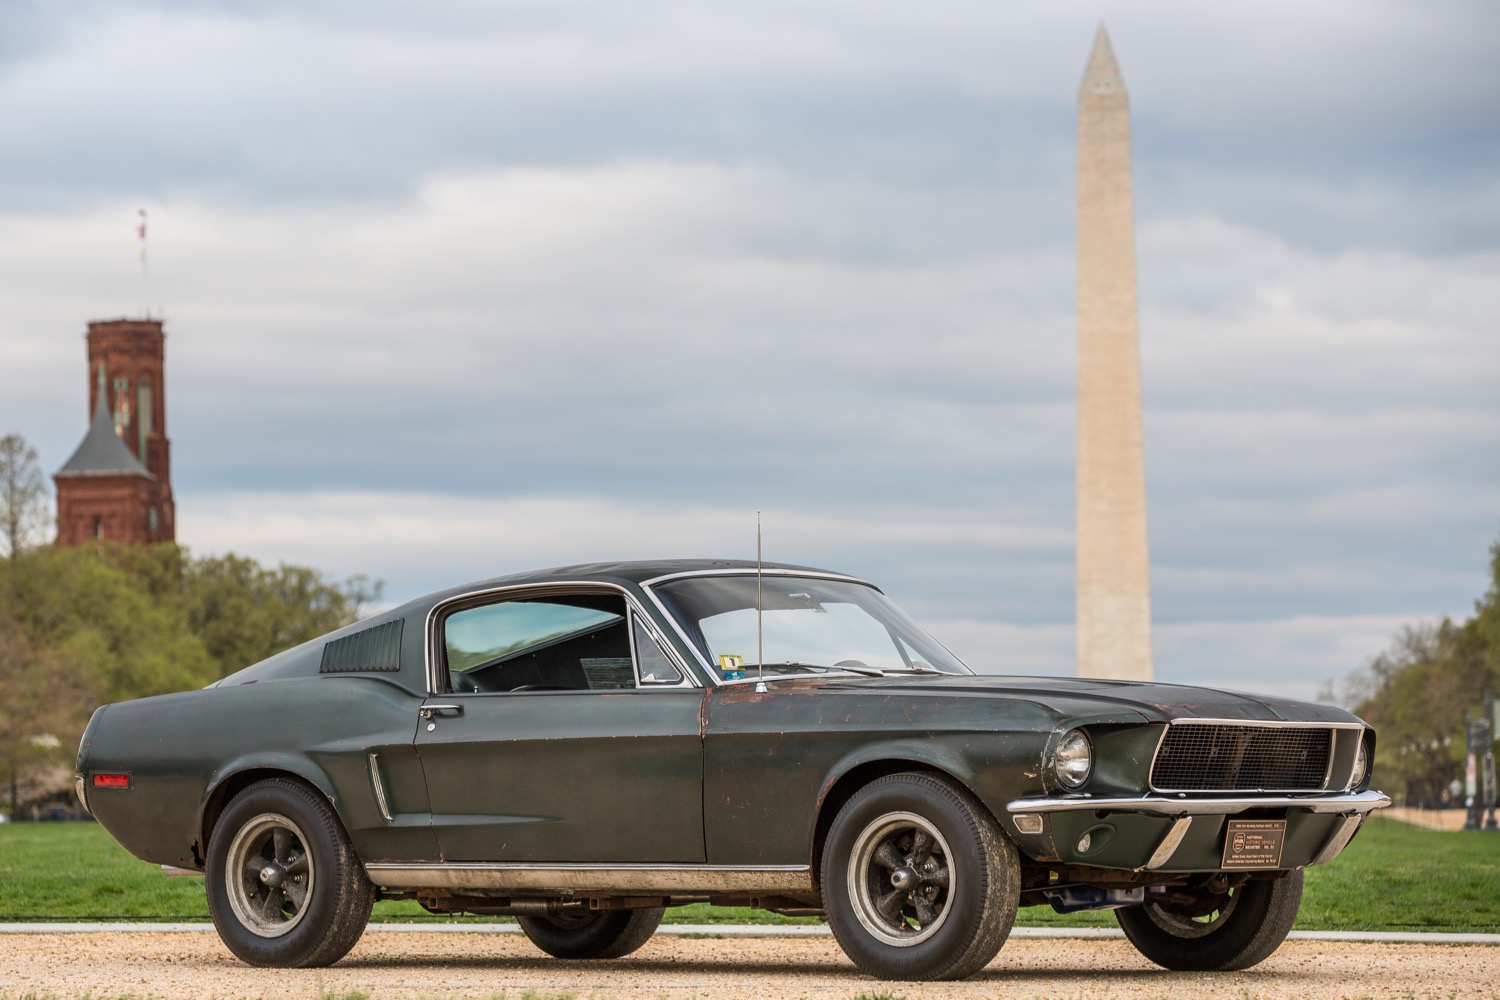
left=224, top=811, right=314, bottom=938
left=846, top=810, right=954, bottom=947
left=1142, top=886, right=1241, bottom=939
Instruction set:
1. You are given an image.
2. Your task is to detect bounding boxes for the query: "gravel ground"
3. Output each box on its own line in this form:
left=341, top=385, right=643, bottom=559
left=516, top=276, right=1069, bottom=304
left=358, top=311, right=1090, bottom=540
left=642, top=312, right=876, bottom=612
left=3, top=930, right=1498, bottom=1000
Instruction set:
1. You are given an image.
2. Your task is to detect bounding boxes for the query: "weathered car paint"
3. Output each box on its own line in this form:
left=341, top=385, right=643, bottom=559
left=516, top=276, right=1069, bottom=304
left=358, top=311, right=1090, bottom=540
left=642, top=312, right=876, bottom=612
left=414, top=688, right=706, bottom=863
left=85, top=674, right=438, bottom=868
left=700, top=680, right=1147, bottom=866
left=215, top=606, right=431, bottom=696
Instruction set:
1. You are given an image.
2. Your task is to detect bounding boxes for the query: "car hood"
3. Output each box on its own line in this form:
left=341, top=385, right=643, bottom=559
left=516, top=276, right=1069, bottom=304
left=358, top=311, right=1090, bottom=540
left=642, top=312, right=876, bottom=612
left=818, top=673, right=1360, bottom=727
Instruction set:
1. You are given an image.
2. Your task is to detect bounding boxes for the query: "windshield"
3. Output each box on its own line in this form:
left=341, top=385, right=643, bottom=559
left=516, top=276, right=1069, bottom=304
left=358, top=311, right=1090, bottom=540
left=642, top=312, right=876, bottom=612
left=650, top=574, right=971, bottom=680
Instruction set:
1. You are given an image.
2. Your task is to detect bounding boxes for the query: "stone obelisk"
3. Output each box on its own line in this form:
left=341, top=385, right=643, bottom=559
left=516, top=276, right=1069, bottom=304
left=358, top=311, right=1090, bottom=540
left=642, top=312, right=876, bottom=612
left=1076, top=25, right=1153, bottom=681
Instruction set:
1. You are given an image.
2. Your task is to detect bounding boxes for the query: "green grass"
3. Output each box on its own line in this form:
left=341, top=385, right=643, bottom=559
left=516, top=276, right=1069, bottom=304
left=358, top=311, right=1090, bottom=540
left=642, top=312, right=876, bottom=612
left=2, top=814, right=1497, bottom=931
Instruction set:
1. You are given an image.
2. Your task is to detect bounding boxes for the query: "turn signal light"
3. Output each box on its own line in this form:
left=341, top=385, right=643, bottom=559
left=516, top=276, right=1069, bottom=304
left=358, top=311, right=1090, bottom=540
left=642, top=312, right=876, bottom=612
left=92, top=773, right=130, bottom=789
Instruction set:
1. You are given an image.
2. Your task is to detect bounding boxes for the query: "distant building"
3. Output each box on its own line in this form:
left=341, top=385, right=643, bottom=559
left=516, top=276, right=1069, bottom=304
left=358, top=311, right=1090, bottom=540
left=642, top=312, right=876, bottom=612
left=53, top=319, right=175, bottom=545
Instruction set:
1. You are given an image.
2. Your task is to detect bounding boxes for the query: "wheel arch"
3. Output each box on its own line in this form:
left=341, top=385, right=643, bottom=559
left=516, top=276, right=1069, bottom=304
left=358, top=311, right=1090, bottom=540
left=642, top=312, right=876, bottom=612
left=811, top=747, right=989, bottom=887
left=197, top=756, right=340, bottom=865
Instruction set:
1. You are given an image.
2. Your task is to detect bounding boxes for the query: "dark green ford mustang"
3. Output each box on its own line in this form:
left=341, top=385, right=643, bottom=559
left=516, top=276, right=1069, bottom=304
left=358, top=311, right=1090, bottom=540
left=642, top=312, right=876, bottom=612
left=76, top=560, right=1387, bottom=981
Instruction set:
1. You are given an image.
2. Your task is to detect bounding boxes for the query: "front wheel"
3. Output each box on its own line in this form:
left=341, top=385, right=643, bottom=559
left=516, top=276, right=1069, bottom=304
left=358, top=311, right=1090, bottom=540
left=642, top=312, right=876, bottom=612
left=1115, top=870, right=1303, bottom=971
left=821, top=772, right=1019, bottom=981
left=517, top=907, right=664, bottom=959
left=205, top=778, right=374, bottom=967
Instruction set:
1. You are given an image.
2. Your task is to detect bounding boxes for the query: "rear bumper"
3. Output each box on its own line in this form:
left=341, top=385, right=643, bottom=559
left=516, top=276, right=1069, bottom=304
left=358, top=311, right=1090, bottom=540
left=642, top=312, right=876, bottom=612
left=1004, top=790, right=1390, bottom=872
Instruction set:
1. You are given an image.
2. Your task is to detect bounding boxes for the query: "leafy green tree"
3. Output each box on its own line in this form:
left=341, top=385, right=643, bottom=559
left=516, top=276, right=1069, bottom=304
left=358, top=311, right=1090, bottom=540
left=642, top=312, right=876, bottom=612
left=1352, top=534, right=1500, bottom=804
left=0, top=618, right=91, bottom=817
left=0, top=541, right=381, bottom=816
left=11, top=545, right=217, bottom=702
left=183, top=554, right=382, bottom=675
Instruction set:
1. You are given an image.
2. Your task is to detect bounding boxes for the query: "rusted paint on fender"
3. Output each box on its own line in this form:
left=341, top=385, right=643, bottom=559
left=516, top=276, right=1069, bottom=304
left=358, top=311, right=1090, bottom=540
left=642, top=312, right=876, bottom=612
left=702, top=685, right=1067, bottom=866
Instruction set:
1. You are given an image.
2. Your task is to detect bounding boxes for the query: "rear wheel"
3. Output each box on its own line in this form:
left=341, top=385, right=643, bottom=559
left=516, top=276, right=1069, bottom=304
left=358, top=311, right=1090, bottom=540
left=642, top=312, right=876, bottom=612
left=821, top=772, right=1018, bottom=981
left=517, top=907, right=664, bottom=959
left=205, top=778, right=374, bottom=967
left=1115, top=871, right=1302, bottom=971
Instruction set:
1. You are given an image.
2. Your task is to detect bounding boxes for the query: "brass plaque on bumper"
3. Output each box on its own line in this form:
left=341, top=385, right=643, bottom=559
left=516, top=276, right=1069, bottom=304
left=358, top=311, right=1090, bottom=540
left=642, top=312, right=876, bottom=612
left=1221, top=818, right=1287, bottom=869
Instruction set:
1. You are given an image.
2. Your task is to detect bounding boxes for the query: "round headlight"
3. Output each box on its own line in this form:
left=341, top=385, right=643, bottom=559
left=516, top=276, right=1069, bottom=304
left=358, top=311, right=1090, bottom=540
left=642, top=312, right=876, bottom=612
left=1350, top=737, right=1369, bottom=789
left=1054, top=729, right=1093, bottom=789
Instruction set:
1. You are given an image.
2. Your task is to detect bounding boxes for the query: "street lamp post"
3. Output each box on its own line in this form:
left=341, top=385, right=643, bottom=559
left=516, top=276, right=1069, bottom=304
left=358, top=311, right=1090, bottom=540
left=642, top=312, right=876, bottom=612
left=1467, top=695, right=1499, bottom=832
left=1486, top=691, right=1498, bottom=831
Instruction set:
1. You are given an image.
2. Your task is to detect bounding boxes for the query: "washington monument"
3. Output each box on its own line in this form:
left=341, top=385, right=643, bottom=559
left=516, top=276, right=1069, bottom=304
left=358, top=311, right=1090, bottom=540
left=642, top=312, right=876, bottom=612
left=1076, top=25, right=1154, bottom=681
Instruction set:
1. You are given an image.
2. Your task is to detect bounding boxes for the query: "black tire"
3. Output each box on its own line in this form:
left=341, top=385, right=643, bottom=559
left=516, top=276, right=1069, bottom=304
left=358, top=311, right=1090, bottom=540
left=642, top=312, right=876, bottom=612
left=821, top=772, right=1019, bottom=981
left=1115, top=870, right=1303, bottom=971
left=517, top=907, right=664, bottom=959
left=205, top=778, right=374, bottom=967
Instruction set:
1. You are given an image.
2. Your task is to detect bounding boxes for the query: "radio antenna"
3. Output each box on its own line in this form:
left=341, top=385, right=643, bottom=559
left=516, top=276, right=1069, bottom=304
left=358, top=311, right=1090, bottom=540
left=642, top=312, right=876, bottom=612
left=756, top=511, right=764, bottom=689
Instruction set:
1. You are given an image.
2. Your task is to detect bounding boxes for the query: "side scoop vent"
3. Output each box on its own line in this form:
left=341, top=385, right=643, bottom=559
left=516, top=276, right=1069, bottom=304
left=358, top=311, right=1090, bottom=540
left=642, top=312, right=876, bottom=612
left=320, top=619, right=404, bottom=674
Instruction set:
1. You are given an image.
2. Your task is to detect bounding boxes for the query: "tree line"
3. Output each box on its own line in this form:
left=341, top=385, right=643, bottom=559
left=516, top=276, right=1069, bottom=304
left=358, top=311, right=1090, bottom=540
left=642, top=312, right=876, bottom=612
left=1332, top=535, right=1500, bottom=806
left=1, top=433, right=379, bottom=816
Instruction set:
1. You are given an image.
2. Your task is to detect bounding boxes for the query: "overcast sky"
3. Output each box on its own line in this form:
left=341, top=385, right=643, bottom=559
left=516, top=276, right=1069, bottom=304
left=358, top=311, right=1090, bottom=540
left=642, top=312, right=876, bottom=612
left=2, top=0, right=1496, bottom=700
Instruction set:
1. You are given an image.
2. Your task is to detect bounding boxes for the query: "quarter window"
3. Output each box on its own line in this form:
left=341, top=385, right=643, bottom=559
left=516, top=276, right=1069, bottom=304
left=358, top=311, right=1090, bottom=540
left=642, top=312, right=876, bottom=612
left=632, top=616, right=683, bottom=684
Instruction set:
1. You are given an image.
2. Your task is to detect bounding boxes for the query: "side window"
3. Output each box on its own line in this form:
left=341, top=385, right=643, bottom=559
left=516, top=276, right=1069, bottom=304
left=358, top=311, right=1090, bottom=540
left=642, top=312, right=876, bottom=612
left=443, top=595, right=633, bottom=693
left=631, top=614, right=684, bottom=685
left=439, top=593, right=689, bottom=692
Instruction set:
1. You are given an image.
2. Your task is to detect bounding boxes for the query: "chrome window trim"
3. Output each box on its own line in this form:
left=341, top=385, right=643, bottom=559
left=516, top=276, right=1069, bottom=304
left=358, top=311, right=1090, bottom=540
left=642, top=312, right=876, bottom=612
left=639, top=567, right=876, bottom=589
left=424, top=582, right=698, bottom=694
left=638, top=583, right=718, bottom=682
left=1146, top=719, right=1366, bottom=795
left=363, top=862, right=814, bottom=893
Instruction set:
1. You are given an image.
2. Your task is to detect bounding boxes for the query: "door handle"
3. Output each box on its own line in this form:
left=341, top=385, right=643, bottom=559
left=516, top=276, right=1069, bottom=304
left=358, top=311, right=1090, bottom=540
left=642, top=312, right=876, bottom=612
left=419, top=703, right=464, bottom=720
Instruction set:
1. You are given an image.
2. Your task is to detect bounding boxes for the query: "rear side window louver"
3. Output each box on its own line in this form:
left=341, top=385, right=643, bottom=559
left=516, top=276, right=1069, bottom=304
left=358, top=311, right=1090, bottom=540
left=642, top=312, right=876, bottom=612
left=320, top=619, right=404, bottom=673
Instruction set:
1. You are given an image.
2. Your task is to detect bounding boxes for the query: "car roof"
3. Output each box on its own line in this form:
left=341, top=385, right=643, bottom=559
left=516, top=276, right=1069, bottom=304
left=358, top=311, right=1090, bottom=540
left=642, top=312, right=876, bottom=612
left=405, top=558, right=867, bottom=612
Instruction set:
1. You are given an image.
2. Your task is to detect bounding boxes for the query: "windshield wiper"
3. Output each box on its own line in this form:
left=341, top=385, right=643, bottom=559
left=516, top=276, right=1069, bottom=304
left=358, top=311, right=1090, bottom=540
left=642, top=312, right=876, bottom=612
left=878, top=665, right=947, bottom=675
left=744, top=661, right=886, bottom=678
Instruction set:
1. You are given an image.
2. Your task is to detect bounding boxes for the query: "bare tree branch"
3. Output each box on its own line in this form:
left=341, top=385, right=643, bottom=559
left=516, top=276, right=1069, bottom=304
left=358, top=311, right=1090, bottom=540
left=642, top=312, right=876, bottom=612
left=0, top=434, right=49, bottom=560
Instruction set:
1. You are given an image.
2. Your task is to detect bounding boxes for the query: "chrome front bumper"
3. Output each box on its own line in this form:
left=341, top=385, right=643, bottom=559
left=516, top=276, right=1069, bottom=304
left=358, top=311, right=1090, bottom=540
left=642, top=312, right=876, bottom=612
left=1006, top=789, right=1391, bottom=817
left=1004, top=790, right=1391, bottom=871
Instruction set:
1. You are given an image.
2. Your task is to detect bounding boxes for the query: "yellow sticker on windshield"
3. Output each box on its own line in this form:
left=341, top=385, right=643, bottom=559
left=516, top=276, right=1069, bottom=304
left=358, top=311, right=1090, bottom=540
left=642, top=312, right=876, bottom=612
left=718, top=654, right=744, bottom=671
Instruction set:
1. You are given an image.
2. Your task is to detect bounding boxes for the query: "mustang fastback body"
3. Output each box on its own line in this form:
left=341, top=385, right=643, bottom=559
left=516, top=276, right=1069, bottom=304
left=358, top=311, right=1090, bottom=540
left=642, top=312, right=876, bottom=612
left=77, top=560, right=1387, bottom=980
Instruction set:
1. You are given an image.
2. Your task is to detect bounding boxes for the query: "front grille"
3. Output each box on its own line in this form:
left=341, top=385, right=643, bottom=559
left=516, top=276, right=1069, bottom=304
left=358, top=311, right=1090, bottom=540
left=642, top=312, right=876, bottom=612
left=1151, top=724, right=1332, bottom=792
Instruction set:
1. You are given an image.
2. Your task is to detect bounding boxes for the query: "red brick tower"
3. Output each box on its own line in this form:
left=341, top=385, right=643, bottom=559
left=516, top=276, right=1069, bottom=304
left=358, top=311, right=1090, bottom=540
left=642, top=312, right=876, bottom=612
left=54, top=319, right=176, bottom=545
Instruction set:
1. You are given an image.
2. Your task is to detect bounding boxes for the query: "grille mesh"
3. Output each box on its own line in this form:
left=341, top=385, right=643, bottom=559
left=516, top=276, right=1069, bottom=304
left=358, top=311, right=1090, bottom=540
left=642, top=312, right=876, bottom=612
left=1151, top=725, right=1332, bottom=792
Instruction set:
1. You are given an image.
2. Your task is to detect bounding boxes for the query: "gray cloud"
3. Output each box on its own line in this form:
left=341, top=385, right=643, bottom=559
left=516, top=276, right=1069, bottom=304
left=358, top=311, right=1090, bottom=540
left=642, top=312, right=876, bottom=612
left=1, top=1, right=1496, bottom=695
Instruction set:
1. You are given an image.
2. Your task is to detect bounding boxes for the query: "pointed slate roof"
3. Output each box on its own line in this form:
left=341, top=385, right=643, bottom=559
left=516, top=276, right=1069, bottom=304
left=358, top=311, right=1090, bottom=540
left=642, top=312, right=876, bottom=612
left=55, top=393, right=152, bottom=478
